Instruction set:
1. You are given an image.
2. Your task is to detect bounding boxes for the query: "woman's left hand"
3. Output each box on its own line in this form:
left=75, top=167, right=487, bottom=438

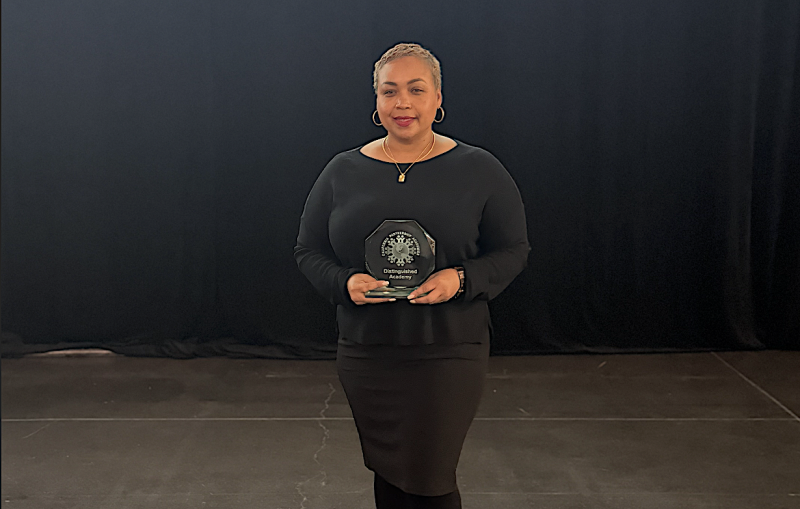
left=407, top=269, right=460, bottom=304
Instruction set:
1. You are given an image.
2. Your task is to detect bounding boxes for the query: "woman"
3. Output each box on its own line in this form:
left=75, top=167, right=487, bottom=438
left=295, top=43, right=529, bottom=509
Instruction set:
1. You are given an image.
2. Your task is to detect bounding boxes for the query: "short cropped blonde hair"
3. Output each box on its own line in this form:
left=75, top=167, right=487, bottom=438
left=373, top=43, right=442, bottom=93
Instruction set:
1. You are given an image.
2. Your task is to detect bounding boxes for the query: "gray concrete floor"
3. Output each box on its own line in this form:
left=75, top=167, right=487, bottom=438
left=2, top=351, right=799, bottom=509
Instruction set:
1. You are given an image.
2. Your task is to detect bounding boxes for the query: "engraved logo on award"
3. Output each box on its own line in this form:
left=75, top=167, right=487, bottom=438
left=365, top=220, right=435, bottom=299
left=382, top=232, right=420, bottom=266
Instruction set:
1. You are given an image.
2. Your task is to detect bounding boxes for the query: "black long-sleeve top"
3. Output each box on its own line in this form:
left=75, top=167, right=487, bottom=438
left=294, top=140, right=529, bottom=346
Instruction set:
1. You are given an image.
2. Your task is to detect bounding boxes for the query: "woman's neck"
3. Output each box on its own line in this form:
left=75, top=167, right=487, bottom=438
left=384, top=131, right=436, bottom=162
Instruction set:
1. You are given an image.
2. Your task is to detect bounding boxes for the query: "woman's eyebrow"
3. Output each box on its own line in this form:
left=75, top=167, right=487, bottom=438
left=381, top=78, right=427, bottom=86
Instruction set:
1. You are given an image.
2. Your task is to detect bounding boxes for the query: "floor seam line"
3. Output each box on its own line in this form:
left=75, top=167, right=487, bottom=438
left=711, top=352, right=800, bottom=423
left=3, top=417, right=798, bottom=422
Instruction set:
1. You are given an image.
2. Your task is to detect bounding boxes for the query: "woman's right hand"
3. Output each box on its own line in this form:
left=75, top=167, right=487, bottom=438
left=347, top=273, right=396, bottom=305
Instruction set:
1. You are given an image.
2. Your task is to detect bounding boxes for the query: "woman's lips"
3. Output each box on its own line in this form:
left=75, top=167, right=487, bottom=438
left=393, top=116, right=415, bottom=127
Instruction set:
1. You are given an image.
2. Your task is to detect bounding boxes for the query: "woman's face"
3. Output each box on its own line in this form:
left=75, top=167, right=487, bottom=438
left=375, top=56, right=442, bottom=143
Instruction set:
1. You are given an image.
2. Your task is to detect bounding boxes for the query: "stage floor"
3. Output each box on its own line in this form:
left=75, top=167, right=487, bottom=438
left=2, top=350, right=799, bottom=508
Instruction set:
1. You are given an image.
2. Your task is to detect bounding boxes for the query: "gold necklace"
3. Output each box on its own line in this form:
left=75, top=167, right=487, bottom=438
left=382, top=133, right=436, bottom=183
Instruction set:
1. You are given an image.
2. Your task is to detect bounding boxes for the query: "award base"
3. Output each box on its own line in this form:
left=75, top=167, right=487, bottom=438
left=365, top=286, right=416, bottom=299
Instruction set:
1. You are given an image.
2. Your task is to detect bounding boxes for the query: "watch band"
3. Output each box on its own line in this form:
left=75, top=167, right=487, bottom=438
left=453, top=266, right=465, bottom=298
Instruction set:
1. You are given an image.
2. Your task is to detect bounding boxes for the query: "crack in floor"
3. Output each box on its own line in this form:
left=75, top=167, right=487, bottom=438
left=294, top=383, right=336, bottom=509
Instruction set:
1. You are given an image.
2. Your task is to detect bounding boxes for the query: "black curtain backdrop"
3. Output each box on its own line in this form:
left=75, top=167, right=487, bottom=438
left=2, top=0, right=798, bottom=358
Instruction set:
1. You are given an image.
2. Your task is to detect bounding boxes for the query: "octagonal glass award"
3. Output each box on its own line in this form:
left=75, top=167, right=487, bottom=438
left=364, top=220, right=436, bottom=298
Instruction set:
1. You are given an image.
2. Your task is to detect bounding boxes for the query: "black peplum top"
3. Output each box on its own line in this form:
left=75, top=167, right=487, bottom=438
left=294, top=140, right=530, bottom=346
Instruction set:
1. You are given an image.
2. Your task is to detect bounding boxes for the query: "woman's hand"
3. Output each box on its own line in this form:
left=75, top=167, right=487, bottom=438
left=347, top=273, right=396, bottom=305
left=407, top=269, right=460, bottom=305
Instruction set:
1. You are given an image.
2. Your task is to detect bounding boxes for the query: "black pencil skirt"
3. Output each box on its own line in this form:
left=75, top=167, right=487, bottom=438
left=336, top=340, right=490, bottom=497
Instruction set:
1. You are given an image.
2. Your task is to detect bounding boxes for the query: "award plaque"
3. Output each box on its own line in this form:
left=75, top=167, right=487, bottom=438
left=364, top=220, right=436, bottom=298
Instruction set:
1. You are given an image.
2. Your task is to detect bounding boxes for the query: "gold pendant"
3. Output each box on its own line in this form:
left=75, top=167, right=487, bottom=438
left=398, top=174, right=406, bottom=183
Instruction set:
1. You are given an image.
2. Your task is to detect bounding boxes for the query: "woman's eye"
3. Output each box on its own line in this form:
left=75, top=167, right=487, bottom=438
left=412, top=88, right=423, bottom=93
left=383, top=90, right=395, bottom=95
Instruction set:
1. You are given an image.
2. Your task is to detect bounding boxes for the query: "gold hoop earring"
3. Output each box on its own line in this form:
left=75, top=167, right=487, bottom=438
left=434, top=107, right=445, bottom=123
left=372, top=110, right=382, bottom=126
